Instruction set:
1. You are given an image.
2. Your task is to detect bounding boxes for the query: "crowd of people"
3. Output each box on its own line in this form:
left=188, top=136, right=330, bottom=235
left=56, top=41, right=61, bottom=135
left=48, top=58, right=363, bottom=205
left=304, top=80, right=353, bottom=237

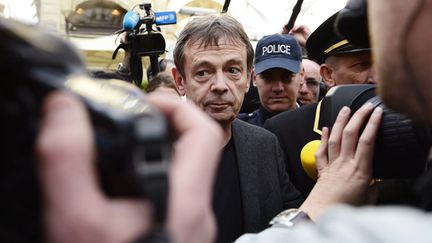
left=4, top=0, right=432, bottom=242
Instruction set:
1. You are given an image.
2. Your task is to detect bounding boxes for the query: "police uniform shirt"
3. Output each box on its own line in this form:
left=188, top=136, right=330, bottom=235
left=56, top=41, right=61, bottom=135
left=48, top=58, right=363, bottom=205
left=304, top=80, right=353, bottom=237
left=238, top=106, right=277, bottom=127
left=239, top=104, right=300, bottom=127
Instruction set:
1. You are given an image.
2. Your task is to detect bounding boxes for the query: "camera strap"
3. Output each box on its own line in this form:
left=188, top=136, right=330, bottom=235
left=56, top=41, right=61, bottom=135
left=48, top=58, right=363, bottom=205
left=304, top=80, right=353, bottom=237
left=112, top=43, right=129, bottom=60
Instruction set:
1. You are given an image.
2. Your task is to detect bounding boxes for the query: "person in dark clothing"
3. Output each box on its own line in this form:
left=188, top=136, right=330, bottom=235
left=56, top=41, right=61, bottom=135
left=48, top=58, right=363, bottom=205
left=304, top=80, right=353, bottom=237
left=238, top=33, right=304, bottom=127
left=239, top=76, right=260, bottom=114
left=172, top=15, right=303, bottom=243
left=264, top=11, right=375, bottom=198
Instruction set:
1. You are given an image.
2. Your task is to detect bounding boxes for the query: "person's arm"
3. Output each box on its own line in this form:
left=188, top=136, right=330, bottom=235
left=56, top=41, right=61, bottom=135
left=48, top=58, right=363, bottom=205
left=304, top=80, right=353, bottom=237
left=36, top=91, right=223, bottom=243
left=236, top=205, right=432, bottom=243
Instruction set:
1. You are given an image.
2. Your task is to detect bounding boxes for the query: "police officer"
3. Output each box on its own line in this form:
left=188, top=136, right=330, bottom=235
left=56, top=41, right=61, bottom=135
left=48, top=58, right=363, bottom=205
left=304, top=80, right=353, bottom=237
left=238, top=33, right=304, bottom=127
left=264, top=11, right=375, bottom=197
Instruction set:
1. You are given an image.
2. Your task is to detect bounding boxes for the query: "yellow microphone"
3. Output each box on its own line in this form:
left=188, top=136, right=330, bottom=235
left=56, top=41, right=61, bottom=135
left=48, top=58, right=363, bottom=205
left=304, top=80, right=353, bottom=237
left=300, top=140, right=321, bottom=181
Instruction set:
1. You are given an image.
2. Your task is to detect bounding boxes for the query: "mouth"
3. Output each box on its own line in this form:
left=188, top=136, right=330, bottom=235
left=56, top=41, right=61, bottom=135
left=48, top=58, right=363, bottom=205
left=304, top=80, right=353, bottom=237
left=208, top=103, right=230, bottom=110
left=269, top=97, right=287, bottom=102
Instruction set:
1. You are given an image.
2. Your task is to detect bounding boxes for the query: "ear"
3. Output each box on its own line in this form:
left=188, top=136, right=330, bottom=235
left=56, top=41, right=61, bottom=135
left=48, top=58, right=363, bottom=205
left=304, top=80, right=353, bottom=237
left=320, top=64, right=335, bottom=88
left=252, top=69, right=258, bottom=88
left=172, top=67, right=186, bottom=96
left=245, top=69, right=254, bottom=92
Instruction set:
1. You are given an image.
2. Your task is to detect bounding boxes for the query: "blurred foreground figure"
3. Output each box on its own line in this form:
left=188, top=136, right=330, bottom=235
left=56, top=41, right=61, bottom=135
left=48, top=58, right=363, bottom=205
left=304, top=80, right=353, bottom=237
left=36, top=92, right=223, bottom=243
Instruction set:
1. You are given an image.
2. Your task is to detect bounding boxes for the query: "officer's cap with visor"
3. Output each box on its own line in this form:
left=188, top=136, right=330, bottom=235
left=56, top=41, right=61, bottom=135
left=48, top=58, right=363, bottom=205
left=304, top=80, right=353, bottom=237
left=254, top=34, right=302, bottom=75
left=306, top=9, right=370, bottom=65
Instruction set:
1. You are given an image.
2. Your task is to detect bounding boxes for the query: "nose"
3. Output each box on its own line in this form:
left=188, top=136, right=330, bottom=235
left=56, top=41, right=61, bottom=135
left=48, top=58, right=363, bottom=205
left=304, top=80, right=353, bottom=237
left=367, top=67, right=376, bottom=84
left=299, top=82, right=308, bottom=94
left=272, top=81, right=284, bottom=94
left=210, top=71, right=229, bottom=94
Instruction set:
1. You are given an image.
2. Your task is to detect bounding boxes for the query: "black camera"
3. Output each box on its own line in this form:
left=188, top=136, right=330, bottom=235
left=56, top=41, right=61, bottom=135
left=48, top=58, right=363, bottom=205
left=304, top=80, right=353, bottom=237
left=112, top=3, right=176, bottom=85
left=0, top=18, right=171, bottom=242
left=319, top=84, right=431, bottom=178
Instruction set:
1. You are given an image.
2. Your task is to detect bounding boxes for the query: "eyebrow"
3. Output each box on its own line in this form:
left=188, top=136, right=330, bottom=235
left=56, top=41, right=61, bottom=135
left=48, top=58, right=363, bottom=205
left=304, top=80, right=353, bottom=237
left=192, top=60, right=213, bottom=68
left=225, top=58, right=244, bottom=66
left=192, top=58, right=245, bottom=69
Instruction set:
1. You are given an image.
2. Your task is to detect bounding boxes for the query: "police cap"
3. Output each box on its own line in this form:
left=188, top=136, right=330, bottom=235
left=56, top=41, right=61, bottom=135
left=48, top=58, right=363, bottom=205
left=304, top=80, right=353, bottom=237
left=306, top=11, right=370, bottom=64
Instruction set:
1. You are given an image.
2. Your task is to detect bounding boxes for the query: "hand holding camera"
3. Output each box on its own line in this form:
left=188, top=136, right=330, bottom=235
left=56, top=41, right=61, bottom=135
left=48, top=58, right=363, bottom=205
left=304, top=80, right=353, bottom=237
left=299, top=103, right=382, bottom=219
left=37, top=91, right=223, bottom=243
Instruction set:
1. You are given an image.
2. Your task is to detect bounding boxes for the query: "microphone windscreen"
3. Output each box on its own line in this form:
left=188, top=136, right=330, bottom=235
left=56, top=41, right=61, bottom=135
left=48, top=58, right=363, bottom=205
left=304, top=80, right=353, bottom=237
left=123, top=11, right=140, bottom=30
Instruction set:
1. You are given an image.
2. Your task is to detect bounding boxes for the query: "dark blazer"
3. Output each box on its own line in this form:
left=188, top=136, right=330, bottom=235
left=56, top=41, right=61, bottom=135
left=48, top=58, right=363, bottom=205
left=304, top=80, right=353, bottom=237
left=231, top=119, right=303, bottom=232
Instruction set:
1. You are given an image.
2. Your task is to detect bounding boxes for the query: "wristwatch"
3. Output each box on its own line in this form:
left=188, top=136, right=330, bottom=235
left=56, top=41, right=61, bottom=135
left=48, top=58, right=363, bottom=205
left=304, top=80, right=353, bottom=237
left=269, top=208, right=311, bottom=228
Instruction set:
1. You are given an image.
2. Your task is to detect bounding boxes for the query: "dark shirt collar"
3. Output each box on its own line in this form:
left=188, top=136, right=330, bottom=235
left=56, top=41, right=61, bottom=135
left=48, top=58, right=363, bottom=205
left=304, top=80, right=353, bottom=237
left=258, top=105, right=278, bottom=124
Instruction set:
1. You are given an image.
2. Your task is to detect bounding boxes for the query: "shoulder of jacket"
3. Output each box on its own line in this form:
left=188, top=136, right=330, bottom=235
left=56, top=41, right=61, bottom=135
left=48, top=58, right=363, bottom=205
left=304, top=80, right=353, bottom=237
left=233, top=118, right=277, bottom=140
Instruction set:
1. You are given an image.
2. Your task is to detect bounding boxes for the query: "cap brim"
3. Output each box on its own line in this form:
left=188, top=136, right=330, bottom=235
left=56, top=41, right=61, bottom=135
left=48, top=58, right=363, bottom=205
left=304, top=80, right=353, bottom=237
left=330, top=46, right=370, bottom=56
left=255, top=57, right=301, bottom=74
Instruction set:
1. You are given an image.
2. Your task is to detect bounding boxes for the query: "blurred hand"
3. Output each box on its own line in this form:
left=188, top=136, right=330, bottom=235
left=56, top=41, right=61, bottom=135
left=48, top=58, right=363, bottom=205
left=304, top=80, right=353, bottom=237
left=148, top=95, right=223, bottom=243
left=281, top=24, right=311, bottom=47
left=300, top=103, right=383, bottom=219
left=117, top=32, right=132, bottom=74
left=36, top=91, right=223, bottom=243
left=119, top=31, right=129, bottom=45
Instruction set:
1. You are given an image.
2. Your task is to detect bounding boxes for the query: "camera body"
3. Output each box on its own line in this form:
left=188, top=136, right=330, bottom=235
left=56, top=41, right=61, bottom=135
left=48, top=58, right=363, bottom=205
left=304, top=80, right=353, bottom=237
left=129, top=3, right=176, bottom=56
left=113, top=3, right=177, bottom=85
left=0, top=17, right=171, bottom=242
left=319, top=84, right=431, bottom=178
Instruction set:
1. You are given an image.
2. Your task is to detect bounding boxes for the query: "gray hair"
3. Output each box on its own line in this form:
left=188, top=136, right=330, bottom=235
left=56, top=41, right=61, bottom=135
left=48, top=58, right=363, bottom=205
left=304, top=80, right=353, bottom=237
left=173, top=15, right=254, bottom=78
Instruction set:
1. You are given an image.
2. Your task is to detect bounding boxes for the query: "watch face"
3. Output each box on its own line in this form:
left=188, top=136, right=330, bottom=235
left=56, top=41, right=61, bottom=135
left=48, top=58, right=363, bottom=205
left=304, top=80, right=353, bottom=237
left=269, top=209, right=310, bottom=227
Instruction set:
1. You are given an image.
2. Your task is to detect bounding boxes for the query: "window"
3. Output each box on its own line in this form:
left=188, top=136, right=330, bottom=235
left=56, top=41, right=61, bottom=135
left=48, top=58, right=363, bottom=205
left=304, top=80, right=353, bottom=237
left=67, top=0, right=126, bottom=35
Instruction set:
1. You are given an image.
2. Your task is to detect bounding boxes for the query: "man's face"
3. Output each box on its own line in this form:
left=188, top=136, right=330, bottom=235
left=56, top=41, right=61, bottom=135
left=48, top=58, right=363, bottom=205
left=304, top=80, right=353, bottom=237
left=369, top=0, right=432, bottom=125
left=254, top=68, right=301, bottom=113
left=173, top=38, right=250, bottom=126
left=324, top=51, right=375, bottom=87
left=298, top=59, right=320, bottom=105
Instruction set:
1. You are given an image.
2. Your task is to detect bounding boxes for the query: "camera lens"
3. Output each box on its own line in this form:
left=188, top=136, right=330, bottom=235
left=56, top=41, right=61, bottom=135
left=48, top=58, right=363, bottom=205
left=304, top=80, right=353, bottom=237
left=320, top=84, right=431, bottom=179
left=367, top=96, right=431, bottom=179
